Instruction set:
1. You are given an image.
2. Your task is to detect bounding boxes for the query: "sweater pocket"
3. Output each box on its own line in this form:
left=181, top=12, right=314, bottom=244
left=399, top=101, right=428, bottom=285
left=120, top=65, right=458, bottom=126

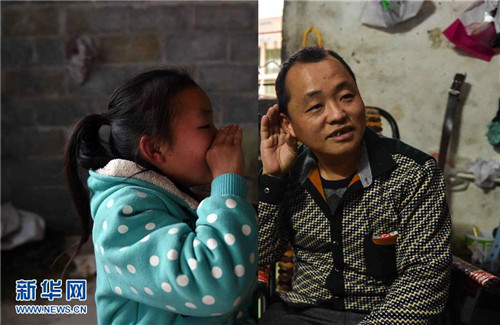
left=363, top=234, right=397, bottom=284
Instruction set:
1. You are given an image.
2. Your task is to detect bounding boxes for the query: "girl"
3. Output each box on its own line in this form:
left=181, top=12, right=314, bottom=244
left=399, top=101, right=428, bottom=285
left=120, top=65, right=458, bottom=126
left=64, top=69, right=258, bottom=324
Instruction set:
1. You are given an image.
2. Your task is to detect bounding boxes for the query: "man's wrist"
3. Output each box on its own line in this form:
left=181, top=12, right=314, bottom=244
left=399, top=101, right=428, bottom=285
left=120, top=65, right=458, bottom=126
left=262, top=171, right=286, bottom=179
left=259, top=172, right=290, bottom=204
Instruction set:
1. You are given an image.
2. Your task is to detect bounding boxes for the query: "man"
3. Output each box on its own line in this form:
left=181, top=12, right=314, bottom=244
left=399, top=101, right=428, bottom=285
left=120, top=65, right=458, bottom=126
left=258, top=47, right=451, bottom=324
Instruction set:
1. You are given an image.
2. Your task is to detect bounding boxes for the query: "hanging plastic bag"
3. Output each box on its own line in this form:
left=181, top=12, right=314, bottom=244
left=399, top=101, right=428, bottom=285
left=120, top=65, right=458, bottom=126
left=360, top=0, right=424, bottom=28
left=468, top=158, right=500, bottom=189
left=443, top=0, right=500, bottom=61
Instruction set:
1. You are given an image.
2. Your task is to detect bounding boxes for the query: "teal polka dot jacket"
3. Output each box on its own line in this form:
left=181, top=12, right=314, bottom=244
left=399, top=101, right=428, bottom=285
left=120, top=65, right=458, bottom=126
left=87, top=159, right=258, bottom=324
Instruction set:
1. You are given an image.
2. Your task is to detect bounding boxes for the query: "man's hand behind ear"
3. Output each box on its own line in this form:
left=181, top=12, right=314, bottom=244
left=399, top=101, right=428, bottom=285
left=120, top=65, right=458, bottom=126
left=260, top=104, right=298, bottom=178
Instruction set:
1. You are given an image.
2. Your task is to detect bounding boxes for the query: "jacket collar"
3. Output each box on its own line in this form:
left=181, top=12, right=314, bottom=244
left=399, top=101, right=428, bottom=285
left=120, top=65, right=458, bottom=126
left=94, top=159, right=199, bottom=210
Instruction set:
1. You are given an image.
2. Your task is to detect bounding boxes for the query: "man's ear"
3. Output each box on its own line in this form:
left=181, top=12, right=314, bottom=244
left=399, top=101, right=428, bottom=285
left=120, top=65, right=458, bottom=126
left=280, top=113, right=297, bottom=139
left=139, top=135, right=166, bottom=164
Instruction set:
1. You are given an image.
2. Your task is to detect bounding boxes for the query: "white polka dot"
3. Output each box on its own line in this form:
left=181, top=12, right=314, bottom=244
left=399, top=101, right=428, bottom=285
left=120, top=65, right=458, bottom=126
left=207, top=238, right=218, bottom=250
left=211, top=266, right=222, bottom=279
left=144, top=287, right=154, bottom=296
left=118, top=225, right=128, bottom=234
left=127, top=264, right=136, bottom=274
left=166, top=305, right=176, bottom=311
left=202, top=295, right=215, bottom=305
left=250, top=252, right=256, bottom=264
left=167, top=249, right=178, bottom=260
left=100, top=246, right=105, bottom=255
left=234, top=264, right=245, bottom=277
left=130, top=287, right=138, bottom=294
left=137, top=191, right=147, bottom=198
left=207, top=213, right=217, bottom=223
left=176, top=275, right=189, bottom=286
left=104, top=265, right=111, bottom=273
left=122, top=205, right=133, bottom=215
left=119, top=246, right=129, bottom=252
left=150, top=255, right=160, bottom=266
left=185, top=302, right=197, bottom=309
left=242, top=225, right=251, bottom=236
left=233, top=296, right=241, bottom=307
left=107, top=199, right=114, bottom=208
left=161, top=282, right=172, bottom=293
left=193, top=239, right=201, bottom=247
left=140, top=235, right=150, bottom=242
left=114, top=286, right=122, bottom=295
left=224, top=233, right=235, bottom=245
left=115, top=266, right=122, bottom=274
left=225, top=198, right=237, bottom=208
left=237, top=311, right=243, bottom=319
left=188, top=258, right=197, bottom=270
left=168, top=228, right=179, bottom=235
left=102, top=221, right=108, bottom=231
left=145, top=222, right=155, bottom=231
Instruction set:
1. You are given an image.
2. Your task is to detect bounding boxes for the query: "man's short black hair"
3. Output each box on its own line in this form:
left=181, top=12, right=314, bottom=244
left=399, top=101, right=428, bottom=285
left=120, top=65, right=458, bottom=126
left=275, top=47, right=357, bottom=116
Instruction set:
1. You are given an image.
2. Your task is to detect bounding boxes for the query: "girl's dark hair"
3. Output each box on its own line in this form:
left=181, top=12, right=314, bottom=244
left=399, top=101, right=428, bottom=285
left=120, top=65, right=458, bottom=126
left=62, top=69, right=196, bottom=275
left=275, top=47, right=356, bottom=116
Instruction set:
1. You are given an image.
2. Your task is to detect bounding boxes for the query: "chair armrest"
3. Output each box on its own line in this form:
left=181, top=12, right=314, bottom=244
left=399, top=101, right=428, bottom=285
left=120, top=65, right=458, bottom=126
left=452, top=256, right=500, bottom=293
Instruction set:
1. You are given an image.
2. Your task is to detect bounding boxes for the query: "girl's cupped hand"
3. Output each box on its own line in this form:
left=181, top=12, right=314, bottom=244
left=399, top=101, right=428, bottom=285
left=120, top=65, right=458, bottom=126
left=206, top=124, right=244, bottom=178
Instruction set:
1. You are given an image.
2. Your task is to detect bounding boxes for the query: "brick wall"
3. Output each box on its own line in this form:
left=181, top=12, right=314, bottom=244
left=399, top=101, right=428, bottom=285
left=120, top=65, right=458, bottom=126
left=1, top=1, right=258, bottom=234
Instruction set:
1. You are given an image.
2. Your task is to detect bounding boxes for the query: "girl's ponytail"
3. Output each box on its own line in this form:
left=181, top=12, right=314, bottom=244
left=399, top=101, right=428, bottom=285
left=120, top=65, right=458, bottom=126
left=62, top=69, right=197, bottom=277
left=62, top=114, right=111, bottom=276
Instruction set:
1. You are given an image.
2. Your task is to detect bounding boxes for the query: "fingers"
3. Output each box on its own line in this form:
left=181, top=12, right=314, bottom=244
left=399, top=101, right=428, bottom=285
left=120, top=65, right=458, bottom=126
left=221, top=125, right=236, bottom=145
left=261, top=104, right=280, bottom=140
left=260, top=114, right=270, bottom=140
left=233, top=127, right=242, bottom=146
left=213, top=124, right=240, bottom=146
left=224, top=124, right=242, bottom=146
left=206, top=124, right=244, bottom=178
left=268, top=104, right=280, bottom=135
left=212, top=125, right=227, bottom=145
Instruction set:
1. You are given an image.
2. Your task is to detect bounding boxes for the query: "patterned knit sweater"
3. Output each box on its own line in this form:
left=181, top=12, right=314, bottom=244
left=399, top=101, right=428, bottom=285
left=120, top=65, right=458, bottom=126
left=88, top=159, right=258, bottom=324
left=258, top=128, right=452, bottom=324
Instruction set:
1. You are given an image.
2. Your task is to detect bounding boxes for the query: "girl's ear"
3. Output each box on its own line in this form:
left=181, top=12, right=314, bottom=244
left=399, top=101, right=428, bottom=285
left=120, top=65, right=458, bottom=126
left=280, top=113, right=297, bottom=139
left=139, top=135, right=166, bottom=164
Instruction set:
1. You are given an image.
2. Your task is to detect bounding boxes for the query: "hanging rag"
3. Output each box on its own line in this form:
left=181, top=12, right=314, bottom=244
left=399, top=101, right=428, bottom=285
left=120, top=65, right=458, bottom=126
left=486, top=98, right=500, bottom=146
left=468, top=158, right=500, bottom=189
left=443, top=0, right=500, bottom=61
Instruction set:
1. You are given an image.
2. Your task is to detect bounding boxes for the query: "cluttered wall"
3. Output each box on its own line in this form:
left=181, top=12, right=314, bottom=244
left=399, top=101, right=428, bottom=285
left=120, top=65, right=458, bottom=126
left=281, top=0, right=499, bottom=249
left=1, top=0, right=258, bottom=242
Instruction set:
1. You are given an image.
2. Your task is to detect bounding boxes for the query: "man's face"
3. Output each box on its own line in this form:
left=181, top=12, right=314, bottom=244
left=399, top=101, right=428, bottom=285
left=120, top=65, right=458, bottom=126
left=282, top=56, right=366, bottom=161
